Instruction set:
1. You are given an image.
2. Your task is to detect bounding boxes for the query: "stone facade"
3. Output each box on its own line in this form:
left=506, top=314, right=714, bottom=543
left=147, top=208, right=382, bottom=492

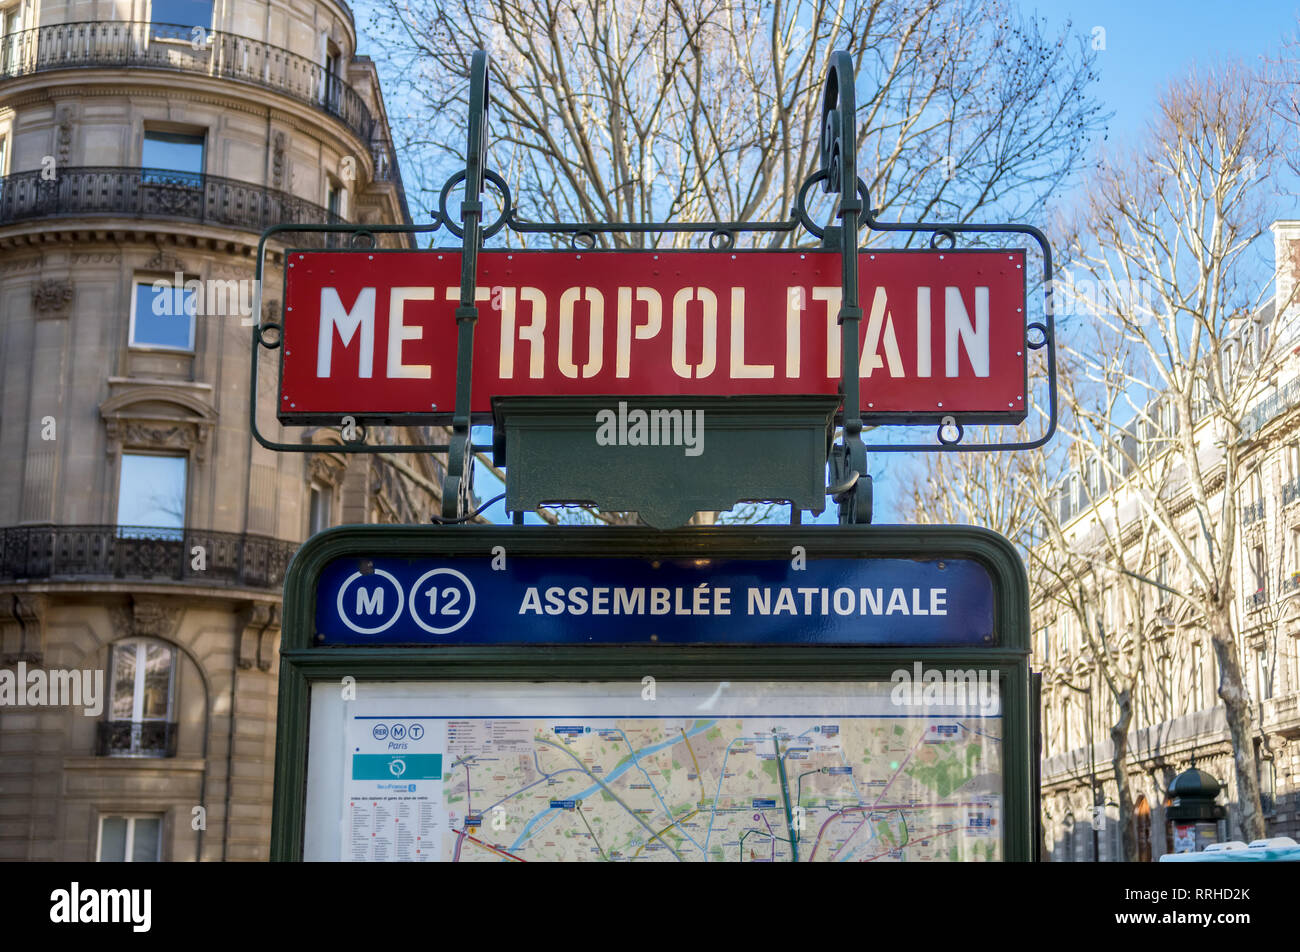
left=1035, top=222, right=1300, bottom=860
left=0, top=0, right=442, bottom=860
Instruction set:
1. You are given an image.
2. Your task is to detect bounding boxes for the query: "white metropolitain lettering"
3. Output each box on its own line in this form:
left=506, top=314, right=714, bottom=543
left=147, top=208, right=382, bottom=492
left=671, top=287, right=718, bottom=379
left=387, top=287, right=435, bottom=378
left=312, top=284, right=993, bottom=381
left=614, top=287, right=662, bottom=378
left=822, top=285, right=990, bottom=380
left=318, top=287, right=376, bottom=377
left=499, top=286, right=547, bottom=380
left=558, top=287, right=605, bottom=378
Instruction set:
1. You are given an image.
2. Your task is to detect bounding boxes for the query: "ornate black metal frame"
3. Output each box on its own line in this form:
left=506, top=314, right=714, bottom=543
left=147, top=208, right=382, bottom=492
left=251, top=49, right=1056, bottom=523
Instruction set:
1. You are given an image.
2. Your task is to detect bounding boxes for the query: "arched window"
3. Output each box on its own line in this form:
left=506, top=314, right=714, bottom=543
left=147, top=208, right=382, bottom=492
left=1134, top=796, right=1151, bottom=863
left=1190, top=642, right=1205, bottom=712
left=101, top=639, right=177, bottom=758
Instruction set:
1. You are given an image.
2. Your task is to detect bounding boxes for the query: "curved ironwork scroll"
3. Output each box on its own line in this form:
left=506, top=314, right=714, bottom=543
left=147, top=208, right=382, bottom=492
left=250, top=46, right=1057, bottom=522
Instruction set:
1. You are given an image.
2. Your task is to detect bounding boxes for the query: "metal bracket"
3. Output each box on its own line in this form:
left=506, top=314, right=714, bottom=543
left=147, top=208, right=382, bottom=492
left=820, top=51, right=871, bottom=524
left=440, top=49, right=491, bottom=520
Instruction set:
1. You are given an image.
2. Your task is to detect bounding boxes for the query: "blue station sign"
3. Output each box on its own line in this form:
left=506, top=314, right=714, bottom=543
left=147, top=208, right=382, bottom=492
left=312, top=552, right=997, bottom=646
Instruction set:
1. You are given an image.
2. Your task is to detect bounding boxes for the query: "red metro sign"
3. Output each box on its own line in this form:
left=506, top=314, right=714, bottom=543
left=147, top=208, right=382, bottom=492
left=278, top=249, right=1027, bottom=425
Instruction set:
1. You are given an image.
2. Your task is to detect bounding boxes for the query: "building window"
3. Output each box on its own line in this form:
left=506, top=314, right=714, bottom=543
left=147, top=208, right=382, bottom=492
left=1255, top=647, right=1272, bottom=701
left=1134, top=796, right=1152, bottom=863
left=323, top=41, right=343, bottom=112
left=1250, top=545, right=1267, bottom=601
left=326, top=179, right=345, bottom=220
left=309, top=482, right=333, bottom=535
left=0, top=6, right=19, bottom=80
left=149, top=0, right=213, bottom=39
left=141, top=130, right=205, bottom=186
left=1084, top=458, right=1100, bottom=502
left=1158, top=400, right=1176, bottom=439
left=97, top=815, right=163, bottom=862
left=1038, top=623, right=1052, bottom=665
left=1191, top=642, right=1205, bottom=712
left=102, top=639, right=177, bottom=758
left=1255, top=741, right=1276, bottom=815
left=129, top=279, right=196, bottom=351
left=116, top=453, right=187, bottom=538
left=1060, top=698, right=1070, bottom=750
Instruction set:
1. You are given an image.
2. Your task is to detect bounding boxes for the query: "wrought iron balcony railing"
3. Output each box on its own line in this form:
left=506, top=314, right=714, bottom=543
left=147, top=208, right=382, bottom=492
left=0, top=525, right=299, bottom=589
left=0, top=167, right=348, bottom=243
left=1283, top=478, right=1300, bottom=508
left=1282, top=572, right=1300, bottom=594
left=369, top=133, right=412, bottom=224
left=1242, top=377, right=1300, bottom=439
left=0, top=20, right=374, bottom=143
left=1242, top=500, right=1266, bottom=526
left=1247, top=588, right=1269, bottom=610
left=96, top=720, right=179, bottom=758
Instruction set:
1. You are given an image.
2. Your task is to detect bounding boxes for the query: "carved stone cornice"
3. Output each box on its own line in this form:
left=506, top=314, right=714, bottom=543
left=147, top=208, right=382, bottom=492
left=1, top=593, right=48, bottom=664
left=104, top=419, right=209, bottom=460
left=111, top=597, right=184, bottom=642
left=236, top=602, right=280, bottom=671
left=308, top=453, right=345, bottom=488
left=7, top=85, right=370, bottom=159
left=55, top=104, right=74, bottom=167
left=100, top=384, right=218, bottom=462
left=272, top=132, right=286, bottom=190
left=143, top=248, right=187, bottom=275
left=32, top=278, right=73, bottom=316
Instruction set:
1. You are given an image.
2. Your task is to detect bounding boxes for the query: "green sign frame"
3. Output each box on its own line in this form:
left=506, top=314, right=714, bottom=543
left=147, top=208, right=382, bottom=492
left=270, top=524, right=1032, bottom=862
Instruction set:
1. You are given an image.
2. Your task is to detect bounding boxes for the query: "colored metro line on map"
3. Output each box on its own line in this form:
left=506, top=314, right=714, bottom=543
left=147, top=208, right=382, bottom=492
left=441, top=716, right=1001, bottom=862
left=338, top=682, right=1003, bottom=863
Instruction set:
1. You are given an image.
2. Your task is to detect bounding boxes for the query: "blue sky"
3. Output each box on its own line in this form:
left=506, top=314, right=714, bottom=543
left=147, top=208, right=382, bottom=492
left=1038, top=0, right=1295, bottom=148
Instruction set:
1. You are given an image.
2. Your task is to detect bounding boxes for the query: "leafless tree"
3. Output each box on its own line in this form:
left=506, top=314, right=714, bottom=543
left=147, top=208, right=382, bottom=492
left=1051, top=62, right=1289, bottom=842
left=1027, top=361, right=1161, bottom=864
left=368, top=0, right=1106, bottom=245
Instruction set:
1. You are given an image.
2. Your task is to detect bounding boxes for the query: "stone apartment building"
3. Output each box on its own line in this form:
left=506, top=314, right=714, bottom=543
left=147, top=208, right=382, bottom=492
left=0, top=0, right=447, bottom=860
left=1035, top=221, right=1300, bottom=860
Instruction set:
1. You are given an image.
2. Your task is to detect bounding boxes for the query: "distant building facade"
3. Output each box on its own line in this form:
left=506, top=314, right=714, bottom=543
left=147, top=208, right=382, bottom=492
left=1035, top=221, right=1300, bottom=860
left=0, top=0, right=443, bottom=860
